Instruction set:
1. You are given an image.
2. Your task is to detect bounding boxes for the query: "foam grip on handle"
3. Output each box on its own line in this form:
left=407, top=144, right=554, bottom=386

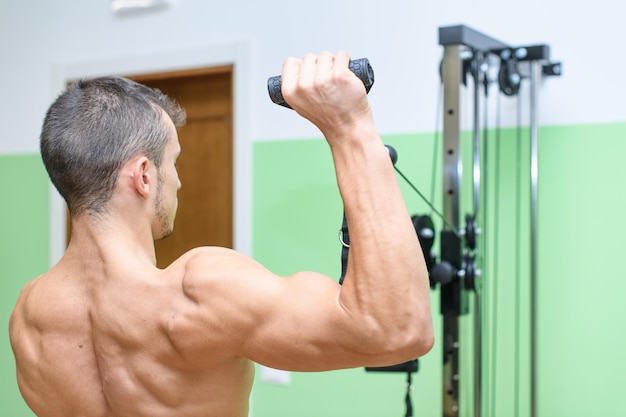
left=267, top=58, right=375, bottom=109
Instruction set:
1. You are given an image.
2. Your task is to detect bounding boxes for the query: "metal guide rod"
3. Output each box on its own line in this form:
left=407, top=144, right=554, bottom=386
left=472, top=56, right=482, bottom=215
left=473, top=292, right=482, bottom=417
left=471, top=55, right=483, bottom=417
left=441, top=43, right=462, bottom=417
left=529, top=60, right=542, bottom=417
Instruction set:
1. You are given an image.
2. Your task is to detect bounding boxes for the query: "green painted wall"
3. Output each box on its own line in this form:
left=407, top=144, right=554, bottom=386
left=1, top=121, right=625, bottom=417
left=537, top=123, right=626, bottom=415
left=251, top=122, right=626, bottom=417
left=0, top=154, right=48, bottom=417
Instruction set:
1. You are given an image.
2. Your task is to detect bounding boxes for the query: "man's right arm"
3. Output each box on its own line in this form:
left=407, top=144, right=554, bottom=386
left=279, top=50, right=434, bottom=359
left=168, top=51, right=433, bottom=372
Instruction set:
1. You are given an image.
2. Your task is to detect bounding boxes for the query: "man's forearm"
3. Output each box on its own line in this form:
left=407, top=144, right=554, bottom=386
left=331, top=124, right=433, bottom=354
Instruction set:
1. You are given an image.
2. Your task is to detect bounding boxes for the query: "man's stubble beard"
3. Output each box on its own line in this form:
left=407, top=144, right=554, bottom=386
left=153, top=171, right=175, bottom=241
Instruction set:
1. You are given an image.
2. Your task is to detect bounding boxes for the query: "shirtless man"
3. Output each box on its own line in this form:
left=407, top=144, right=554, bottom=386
left=9, top=51, right=434, bottom=417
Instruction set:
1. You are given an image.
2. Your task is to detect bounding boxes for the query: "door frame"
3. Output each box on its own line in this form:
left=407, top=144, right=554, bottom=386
left=48, top=41, right=252, bottom=265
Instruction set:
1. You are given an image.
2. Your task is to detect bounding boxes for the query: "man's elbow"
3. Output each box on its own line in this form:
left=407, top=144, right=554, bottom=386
left=397, top=314, right=435, bottom=360
left=377, top=317, right=435, bottom=363
left=376, top=324, right=434, bottom=367
left=412, top=323, right=435, bottom=358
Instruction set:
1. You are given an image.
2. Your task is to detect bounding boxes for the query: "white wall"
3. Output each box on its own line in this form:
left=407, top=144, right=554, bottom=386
left=1, top=0, right=624, bottom=156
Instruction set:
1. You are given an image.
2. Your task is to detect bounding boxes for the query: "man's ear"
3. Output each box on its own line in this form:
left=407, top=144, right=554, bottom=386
left=131, top=156, right=152, bottom=198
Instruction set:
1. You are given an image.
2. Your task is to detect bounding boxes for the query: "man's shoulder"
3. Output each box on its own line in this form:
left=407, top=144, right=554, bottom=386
left=176, top=246, right=256, bottom=273
left=174, top=246, right=239, bottom=273
left=13, top=274, right=53, bottom=313
left=172, top=246, right=269, bottom=299
left=10, top=271, right=85, bottom=339
left=172, top=247, right=239, bottom=289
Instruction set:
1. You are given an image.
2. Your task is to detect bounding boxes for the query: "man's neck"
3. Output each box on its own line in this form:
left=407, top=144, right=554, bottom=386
left=67, top=212, right=158, bottom=268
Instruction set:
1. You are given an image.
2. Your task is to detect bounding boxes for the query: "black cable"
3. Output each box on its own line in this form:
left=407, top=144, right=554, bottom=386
left=405, top=371, right=413, bottom=417
left=394, top=166, right=459, bottom=236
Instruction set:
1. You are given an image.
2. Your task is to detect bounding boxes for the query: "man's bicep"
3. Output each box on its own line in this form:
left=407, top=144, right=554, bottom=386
left=233, top=269, right=372, bottom=371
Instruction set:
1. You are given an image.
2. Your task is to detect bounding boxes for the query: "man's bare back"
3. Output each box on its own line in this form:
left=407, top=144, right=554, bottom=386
left=10, top=52, right=434, bottom=417
left=10, top=246, right=255, bottom=417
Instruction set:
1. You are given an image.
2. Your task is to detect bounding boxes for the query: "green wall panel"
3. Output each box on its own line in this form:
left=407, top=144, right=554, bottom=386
left=252, top=122, right=626, bottom=417
left=0, top=154, right=48, bottom=417
left=537, top=123, right=626, bottom=416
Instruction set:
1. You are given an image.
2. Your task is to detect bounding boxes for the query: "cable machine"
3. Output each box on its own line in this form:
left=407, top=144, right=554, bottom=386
left=336, top=25, right=561, bottom=417
left=267, top=26, right=561, bottom=416
left=429, top=24, right=561, bottom=417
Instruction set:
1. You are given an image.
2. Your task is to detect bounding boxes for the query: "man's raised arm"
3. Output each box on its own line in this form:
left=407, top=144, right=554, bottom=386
left=280, top=51, right=434, bottom=363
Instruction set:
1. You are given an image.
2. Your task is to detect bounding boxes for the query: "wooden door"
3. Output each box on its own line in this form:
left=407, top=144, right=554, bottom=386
left=135, top=68, right=234, bottom=268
